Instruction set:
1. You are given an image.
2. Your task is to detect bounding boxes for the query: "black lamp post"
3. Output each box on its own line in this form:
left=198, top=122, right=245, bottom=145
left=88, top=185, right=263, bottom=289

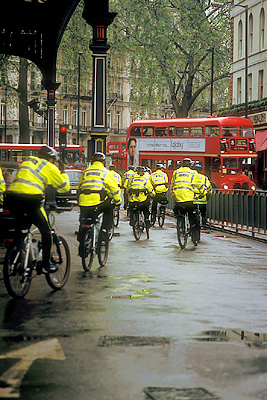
left=77, top=51, right=83, bottom=145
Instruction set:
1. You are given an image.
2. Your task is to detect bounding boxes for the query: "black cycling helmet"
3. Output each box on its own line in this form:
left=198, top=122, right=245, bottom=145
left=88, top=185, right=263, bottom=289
left=39, top=145, right=59, bottom=162
left=181, top=157, right=192, bottom=167
left=194, top=163, right=202, bottom=172
left=128, top=165, right=134, bottom=170
left=91, top=152, right=106, bottom=163
left=137, top=165, right=145, bottom=173
left=109, top=164, right=116, bottom=170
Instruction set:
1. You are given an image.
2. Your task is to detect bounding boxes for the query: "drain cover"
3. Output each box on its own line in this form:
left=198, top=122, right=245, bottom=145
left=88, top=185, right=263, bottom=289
left=144, top=387, right=220, bottom=400
left=98, top=335, right=171, bottom=347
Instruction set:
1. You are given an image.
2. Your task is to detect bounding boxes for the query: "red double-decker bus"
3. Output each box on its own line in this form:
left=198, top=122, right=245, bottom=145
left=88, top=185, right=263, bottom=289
left=126, top=117, right=257, bottom=190
left=107, top=140, right=126, bottom=172
left=0, top=143, right=86, bottom=168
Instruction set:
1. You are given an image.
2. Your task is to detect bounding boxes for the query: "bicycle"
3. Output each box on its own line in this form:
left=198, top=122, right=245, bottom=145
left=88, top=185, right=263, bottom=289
left=113, top=205, right=120, bottom=227
left=176, top=209, right=200, bottom=249
left=80, top=212, right=109, bottom=272
left=3, top=205, right=71, bottom=299
left=150, top=199, right=168, bottom=228
left=131, top=203, right=149, bottom=240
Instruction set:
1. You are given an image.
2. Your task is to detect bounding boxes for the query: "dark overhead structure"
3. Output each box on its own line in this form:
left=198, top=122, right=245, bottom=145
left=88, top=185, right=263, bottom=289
left=0, top=0, right=116, bottom=149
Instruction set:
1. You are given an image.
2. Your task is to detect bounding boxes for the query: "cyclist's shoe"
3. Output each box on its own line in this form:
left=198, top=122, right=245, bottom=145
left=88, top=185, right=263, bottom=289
left=78, top=243, right=83, bottom=257
left=41, top=264, right=58, bottom=274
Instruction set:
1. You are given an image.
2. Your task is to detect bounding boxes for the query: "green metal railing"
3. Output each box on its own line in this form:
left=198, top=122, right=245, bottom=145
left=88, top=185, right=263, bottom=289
left=166, top=190, right=267, bottom=239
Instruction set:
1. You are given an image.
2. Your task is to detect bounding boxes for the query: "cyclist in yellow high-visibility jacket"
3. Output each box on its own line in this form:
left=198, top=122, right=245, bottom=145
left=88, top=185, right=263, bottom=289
left=193, top=163, right=212, bottom=226
left=5, top=145, right=70, bottom=273
left=122, top=165, right=135, bottom=210
left=0, top=167, right=6, bottom=205
left=109, top=164, right=122, bottom=188
left=77, top=152, right=121, bottom=254
left=127, top=166, right=155, bottom=229
left=149, top=163, right=168, bottom=224
left=170, top=158, right=207, bottom=243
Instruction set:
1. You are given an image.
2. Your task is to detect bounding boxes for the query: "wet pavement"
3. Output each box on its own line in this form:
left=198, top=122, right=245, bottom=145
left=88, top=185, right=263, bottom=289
left=0, top=207, right=267, bottom=400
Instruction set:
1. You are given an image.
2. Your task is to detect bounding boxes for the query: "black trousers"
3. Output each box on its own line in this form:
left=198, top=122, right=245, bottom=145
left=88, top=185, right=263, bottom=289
left=5, top=192, right=52, bottom=268
left=129, top=199, right=150, bottom=225
left=151, top=192, right=168, bottom=217
left=78, top=199, right=113, bottom=240
left=173, top=201, right=199, bottom=233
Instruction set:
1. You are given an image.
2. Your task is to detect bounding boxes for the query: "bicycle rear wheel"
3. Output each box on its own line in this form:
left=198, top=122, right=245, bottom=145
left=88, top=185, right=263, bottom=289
left=97, top=232, right=109, bottom=267
left=81, top=229, right=94, bottom=272
left=3, top=245, right=32, bottom=298
left=133, top=211, right=142, bottom=240
left=46, top=235, right=70, bottom=290
left=113, top=207, right=120, bottom=227
left=158, top=206, right=165, bottom=228
left=177, top=216, right=188, bottom=249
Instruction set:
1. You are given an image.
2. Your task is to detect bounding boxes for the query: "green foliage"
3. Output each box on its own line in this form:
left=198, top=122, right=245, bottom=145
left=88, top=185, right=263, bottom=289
left=109, top=0, right=231, bottom=117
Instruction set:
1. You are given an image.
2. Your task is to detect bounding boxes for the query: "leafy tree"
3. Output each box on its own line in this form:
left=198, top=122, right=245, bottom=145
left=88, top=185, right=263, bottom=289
left=109, top=0, right=231, bottom=117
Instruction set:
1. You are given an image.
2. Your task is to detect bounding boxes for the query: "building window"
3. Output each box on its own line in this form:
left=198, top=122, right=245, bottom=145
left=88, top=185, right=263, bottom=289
left=73, top=107, right=77, bottom=127
left=81, top=108, right=87, bottom=128
left=259, top=8, right=265, bottom=50
left=237, top=77, right=242, bottom=104
left=63, top=106, right=68, bottom=124
left=116, top=111, right=121, bottom=131
left=0, top=103, right=6, bottom=124
left=238, top=20, right=243, bottom=58
left=258, top=70, right=264, bottom=99
left=107, top=111, right=111, bottom=129
left=249, top=14, right=253, bottom=54
left=248, top=73, right=252, bottom=102
left=63, top=76, right=68, bottom=94
left=30, top=71, right=36, bottom=90
left=117, top=83, right=122, bottom=99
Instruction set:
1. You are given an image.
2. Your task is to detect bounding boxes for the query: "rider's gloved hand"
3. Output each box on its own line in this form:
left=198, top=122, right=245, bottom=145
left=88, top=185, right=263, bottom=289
left=58, top=160, right=65, bottom=173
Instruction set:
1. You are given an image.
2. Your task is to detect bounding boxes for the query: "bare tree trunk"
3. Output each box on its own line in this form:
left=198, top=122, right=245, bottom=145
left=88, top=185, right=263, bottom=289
left=18, top=58, right=30, bottom=143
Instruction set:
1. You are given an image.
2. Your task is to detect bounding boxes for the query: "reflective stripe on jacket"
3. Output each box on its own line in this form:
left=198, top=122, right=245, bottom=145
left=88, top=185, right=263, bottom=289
left=0, top=167, right=6, bottom=203
left=149, top=169, right=168, bottom=193
left=170, top=166, right=206, bottom=203
left=78, top=161, right=121, bottom=206
left=127, top=174, right=155, bottom=203
left=8, top=156, right=70, bottom=196
left=193, top=174, right=213, bottom=205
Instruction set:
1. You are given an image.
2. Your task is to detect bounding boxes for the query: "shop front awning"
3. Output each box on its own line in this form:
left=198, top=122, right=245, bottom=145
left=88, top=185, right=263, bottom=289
left=256, top=131, right=267, bottom=151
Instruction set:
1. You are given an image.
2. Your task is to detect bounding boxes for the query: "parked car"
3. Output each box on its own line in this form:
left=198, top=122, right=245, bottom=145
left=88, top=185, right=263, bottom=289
left=56, top=169, right=83, bottom=205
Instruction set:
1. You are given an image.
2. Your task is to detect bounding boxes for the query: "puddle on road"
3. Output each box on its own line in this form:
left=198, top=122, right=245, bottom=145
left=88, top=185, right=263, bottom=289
left=194, top=329, right=267, bottom=347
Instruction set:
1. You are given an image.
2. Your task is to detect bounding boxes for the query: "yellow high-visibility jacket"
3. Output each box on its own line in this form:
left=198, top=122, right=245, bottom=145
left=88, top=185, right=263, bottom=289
left=110, top=170, right=122, bottom=187
left=194, top=173, right=213, bottom=205
left=0, top=167, right=6, bottom=204
left=149, top=169, right=168, bottom=194
left=78, top=161, right=121, bottom=206
left=8, top=156, right=70, bottom=196
left=170, top=166, right=206, bottom=203
left=122, top=169, right=135, bottom=189
left=127, top=173, right=155, bottom=203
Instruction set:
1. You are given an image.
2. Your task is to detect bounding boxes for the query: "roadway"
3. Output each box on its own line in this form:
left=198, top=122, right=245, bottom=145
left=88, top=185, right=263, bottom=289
left=0, top=208, right=267, bottom=400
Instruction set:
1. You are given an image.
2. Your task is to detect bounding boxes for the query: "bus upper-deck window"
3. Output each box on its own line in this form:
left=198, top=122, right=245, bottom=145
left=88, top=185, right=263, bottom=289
left=190, top=127, right=204, bottom=137
left=222, top=127, right=237, bottom=137
left=176, top=127, right=189, bottom=137
left=168, top=160, right=175, bottom=170
left=240, top=126, right=253, bottom=137
left=143, top=127, right=154, bottom=137
left=169, top=127, right=175, bottom=137
left=206, top=126, right=219, bottom=137
left=155, top=127, right=167, bottom=137
left=109, top=144, right=119, bottom=150
left=130, top=126, right=141, bottom=136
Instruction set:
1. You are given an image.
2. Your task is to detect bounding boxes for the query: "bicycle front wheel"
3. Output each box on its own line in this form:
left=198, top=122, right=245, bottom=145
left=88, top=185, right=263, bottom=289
left=177, top=216, right=188, bottom=249
left=97, top=233, right=109, bottom=267
left=81, top=230, right=94, bottom=272
left=3, top=245, right=32, bottom=298
left=46, top=235, right=70, bottom=290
